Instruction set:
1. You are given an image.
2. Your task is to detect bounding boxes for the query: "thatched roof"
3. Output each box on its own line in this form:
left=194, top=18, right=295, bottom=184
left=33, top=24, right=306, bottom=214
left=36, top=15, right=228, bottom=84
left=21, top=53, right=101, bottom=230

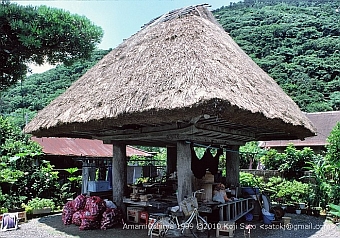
left=25, top=4, right=315, bottom=145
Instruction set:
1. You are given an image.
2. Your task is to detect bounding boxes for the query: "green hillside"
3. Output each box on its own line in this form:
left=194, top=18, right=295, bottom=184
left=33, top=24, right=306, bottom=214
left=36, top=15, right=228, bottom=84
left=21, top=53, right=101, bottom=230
left=213, top=0, right=340, bottom=112
left=0, top=49, right=111, bottom=127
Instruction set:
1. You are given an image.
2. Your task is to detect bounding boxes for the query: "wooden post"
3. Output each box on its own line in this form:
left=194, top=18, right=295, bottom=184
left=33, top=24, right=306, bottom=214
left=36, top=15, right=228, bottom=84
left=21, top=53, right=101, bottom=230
left=98, top=159, right=106, bottom=180
left=176, top=141, right=192, bottom=201
left=225, top=145, right=240, bottom=187
left=81, top=161, right=89, bottom=194
left=89, top=161, right=96, bottom=181
left=166, top=146, right=177, bottom=175
left=82, top=159, right=96, bottom=195
left=112, top=143, right=127, bottom=209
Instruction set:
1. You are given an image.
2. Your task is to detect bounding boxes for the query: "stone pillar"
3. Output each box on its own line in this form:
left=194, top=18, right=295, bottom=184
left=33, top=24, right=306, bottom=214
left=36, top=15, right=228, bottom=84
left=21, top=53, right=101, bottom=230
left=112, top=143, right=127, bottom=209
left=225, top=145, right=240, bottom=187
left=166, top=146, right=177, bottom=175
left=176, top=141, right=192, bottom=201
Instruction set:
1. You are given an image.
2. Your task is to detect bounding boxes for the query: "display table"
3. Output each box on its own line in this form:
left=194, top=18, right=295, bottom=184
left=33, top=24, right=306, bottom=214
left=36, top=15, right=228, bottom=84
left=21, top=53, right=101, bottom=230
left=87, top=190, right=113, bottom=199
left=123, top=198, right=151, bottom=207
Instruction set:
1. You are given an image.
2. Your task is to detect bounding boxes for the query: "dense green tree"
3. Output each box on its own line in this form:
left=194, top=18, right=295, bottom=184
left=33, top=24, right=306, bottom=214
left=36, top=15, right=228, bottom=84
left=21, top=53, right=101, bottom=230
left=0, top=1, right=103, bottom=90
left=214, top=0, right=340, bottom=112
left=326, top=122, right=340, bottom=166
left=260, top=144, right=316, bottom=176
left=239, top=141, right=267, bottom=169
left=0, top=115, right=60, bottom=208
left=305, top=122, right=340, bottom=208
left=324, top=122, right=340, bottom=205
left=0, top=114, right=20, bottom=144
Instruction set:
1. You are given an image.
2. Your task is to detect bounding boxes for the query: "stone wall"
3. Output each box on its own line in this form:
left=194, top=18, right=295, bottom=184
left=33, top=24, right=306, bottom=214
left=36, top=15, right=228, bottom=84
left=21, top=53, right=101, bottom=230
left=240, top=169, right=315, bottom=183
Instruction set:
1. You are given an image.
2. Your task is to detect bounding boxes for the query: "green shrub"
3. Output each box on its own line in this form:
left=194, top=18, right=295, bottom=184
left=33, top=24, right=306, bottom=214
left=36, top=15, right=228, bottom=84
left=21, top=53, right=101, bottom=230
left=0, top=207, right=8, bottom=214
left=0, top=116, right=60, bottom=208
left=263, top=177, right=312, bottom=205
left=239, top=172, right=263, bottom=187
left=27, top=197, right=55, bottom=211
left=329, top=204, right=340, bottom=217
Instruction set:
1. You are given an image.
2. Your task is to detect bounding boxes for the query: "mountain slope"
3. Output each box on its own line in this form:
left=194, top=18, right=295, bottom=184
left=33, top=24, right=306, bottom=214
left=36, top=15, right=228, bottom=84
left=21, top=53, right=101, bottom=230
left=0, top=49, right=111, bottom=127
left=213, top=0, right=340, bottom=112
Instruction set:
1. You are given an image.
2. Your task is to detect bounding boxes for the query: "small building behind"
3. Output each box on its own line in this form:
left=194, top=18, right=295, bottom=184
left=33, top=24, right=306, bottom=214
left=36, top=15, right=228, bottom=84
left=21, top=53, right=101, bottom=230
left=31, top=137, right=154, bottom=193
left=260, top=111, right=340, bottom=153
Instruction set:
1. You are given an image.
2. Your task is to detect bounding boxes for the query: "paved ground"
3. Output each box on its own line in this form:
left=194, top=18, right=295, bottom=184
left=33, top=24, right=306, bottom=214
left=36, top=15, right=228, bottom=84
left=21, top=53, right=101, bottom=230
left=1, top=213, right=340, bottom=238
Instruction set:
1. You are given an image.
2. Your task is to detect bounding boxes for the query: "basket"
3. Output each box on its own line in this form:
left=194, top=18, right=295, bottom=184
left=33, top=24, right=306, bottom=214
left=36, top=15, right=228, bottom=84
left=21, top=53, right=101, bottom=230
left=180, top=197, right=198, bottom=216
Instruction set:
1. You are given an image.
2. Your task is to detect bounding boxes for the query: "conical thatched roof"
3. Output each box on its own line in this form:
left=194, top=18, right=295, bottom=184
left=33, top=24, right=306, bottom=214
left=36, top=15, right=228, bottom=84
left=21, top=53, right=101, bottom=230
left=25, top=4, right=315, bottom=145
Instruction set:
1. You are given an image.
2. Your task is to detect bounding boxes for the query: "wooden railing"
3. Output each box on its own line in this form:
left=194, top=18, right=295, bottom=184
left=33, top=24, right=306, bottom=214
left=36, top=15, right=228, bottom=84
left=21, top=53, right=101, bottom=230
left=217, top=198, right=254, bottom=222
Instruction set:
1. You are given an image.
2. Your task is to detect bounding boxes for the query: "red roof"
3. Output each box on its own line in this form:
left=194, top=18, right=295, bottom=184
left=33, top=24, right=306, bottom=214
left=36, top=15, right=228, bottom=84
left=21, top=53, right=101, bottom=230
left=31, top=137, right=153, bottom=157
left=260, top=111, right=340, bottom=148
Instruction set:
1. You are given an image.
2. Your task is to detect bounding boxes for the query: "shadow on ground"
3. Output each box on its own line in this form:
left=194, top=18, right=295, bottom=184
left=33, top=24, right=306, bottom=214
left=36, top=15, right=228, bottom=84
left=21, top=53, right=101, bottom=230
left=232, top=213, right=330, bottom=238
left=38, top=213, right=150, bottom=238
left=35, top=212, right=332, bottom=238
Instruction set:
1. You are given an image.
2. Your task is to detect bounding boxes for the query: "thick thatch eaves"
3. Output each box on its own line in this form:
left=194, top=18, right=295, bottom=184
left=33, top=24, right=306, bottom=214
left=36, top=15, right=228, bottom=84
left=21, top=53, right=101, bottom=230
left=24, top=4, right=315, bottom=146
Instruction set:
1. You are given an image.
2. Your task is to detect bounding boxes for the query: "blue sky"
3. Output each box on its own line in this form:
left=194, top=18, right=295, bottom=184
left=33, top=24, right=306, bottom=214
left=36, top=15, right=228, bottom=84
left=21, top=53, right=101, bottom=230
left=15, top=0, right=235, bottom=50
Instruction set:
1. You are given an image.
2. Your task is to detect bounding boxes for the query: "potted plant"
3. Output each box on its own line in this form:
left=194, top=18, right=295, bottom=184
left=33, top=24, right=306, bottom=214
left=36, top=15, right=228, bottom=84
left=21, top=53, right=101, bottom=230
left=27, top=198, right=55, bottom=215
left=312, top=207, right=321, bottom=217
left=0, top=207, right=8, bottom=221
left=295, top=203, right=302, bottom=215
left=60, top=167, right=82, bottom=202
left=21, top=203, right=32, bottom=214
left=0, top=207, right=8, bottom=214
left=329, top=204, right=340, bottom=223
left=306, top=206, right=313, bottom=215
left=6, top=195, right=26, bottom=213
left=240, top=172, right=261, bottom=195
left=286, top=204, right=296, bottom=213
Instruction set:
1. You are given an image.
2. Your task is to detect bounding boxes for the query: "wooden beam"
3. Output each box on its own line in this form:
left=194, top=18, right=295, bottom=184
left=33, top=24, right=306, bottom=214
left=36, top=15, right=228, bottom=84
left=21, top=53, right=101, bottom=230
left=195, top=123, right=256, bottom=139
left=140, top=122, right=191, bottom=133
left=99, top=125, right=252, bottom=146
left=106, top=138, right=241, bottom=147
left=104, top=140, right=174, bottom=147
left=94, top=124, right=197, bottom=142
left=166, top=134, right=245, bottom=146
left=95, top=122, right=191, bottom=137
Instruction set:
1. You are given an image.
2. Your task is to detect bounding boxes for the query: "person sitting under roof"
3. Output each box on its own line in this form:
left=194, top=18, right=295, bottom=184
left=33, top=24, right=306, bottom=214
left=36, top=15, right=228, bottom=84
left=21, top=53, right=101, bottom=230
left=213, top=183, right=232, bottom=203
